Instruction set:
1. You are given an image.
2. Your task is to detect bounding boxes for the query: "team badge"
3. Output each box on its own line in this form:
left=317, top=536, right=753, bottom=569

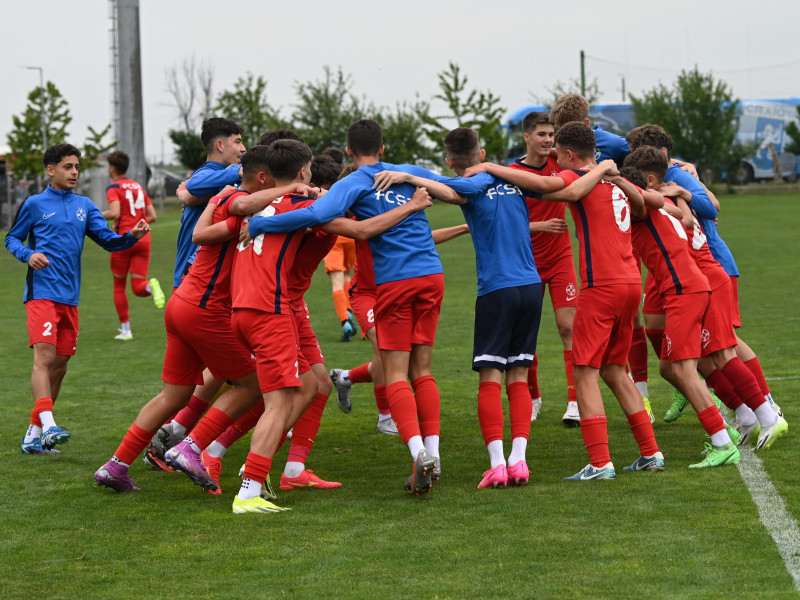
left=76, top=208, right=87, bottom=222
left=594, top=147, right=601, bottom=161
left=566, top=283, right=577, bottom=300
left=701, top=328, right=711, bottom=348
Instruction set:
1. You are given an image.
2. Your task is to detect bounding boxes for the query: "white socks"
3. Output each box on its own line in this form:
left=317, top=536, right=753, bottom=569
left=39, top=411, right=57, bottom=431
left=24, top=424, right=42, bottom=443
left=238, top=478, right=262, bottom=500
left=754, top=403, right=778, bottom=428
left=407, top=435, right=425, bottom=459
left=205, top=440, right=227, bottom=458
left=120, top=321, right=131, bottom=334
left=635, top=381, right=649, bottom=398
left=710, top=429, right=731, bottom=446
left=735, top=405, right=758, bottom=427
left=487, top=440, right=505, bottom=468
left=423, top=435, right=439, bottom=458
left=284, top=461, right=304, bottom=478
left=508, top=437, right=527, bottom=465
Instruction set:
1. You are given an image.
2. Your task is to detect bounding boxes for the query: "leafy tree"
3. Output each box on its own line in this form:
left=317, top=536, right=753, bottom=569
left=783, top=106, right=800, bottom=155
left=82, top=124, right=115, bottom=171
left=292, top=66, right=375, bottom=154
left=630, top=68, right=748, bottom=182
left=215, top=73, right=287, bottom=147
left=419, top=62, right=506, bottom=167
left=535, top=77, right=602, bottom=110
left=168, top=129, right=206, bottom=170
left=6, top=81, right=72, bottom=179
left=378, top=100, right=437, bottom=165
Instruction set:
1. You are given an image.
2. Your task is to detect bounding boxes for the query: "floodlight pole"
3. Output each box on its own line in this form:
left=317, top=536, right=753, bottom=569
left=23, top=66, right=47, bottom=151
left=580, top=50, right=586, bottom=97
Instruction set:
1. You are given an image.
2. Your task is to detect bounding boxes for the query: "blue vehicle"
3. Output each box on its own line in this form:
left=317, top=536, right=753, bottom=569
left=505, top=99, right=800, bottom=182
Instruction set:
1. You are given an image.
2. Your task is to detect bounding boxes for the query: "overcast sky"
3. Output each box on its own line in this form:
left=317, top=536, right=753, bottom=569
left=2, top=0, right=799, bottom=163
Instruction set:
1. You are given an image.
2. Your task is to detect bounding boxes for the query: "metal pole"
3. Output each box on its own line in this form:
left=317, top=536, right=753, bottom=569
left=580, top=50, right=586, bottom=97
left=22, top=66, right=47, bottom=150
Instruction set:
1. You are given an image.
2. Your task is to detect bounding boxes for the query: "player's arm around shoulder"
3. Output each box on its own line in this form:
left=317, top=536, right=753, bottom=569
left=193, top=199, right=235, bottom=245
left=323, top=187, right=433, bottom=240
left=464, top=162, right=561, bottom=195
left=543, top=160, right=619, bottom=202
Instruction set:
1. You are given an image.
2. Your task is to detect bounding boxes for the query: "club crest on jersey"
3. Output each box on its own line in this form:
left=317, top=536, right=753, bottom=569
left=594, top=147, right=601, bottom=161
left=76, top=208, right=87, bottom=222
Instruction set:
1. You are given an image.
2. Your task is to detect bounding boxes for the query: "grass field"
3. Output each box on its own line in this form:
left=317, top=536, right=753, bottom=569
left=1, top=194, right=798, bottom=599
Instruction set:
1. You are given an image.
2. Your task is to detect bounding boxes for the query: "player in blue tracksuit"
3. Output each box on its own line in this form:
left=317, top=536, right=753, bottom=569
left=5, top=144, right=150, bottom=454
left=173, top=118, right=244, bottom=289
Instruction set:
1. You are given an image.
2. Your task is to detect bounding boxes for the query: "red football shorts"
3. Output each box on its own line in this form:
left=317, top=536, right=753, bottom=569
left=350, top=290, right=376, bottom=339
left=572, top=283, right=640, bottom=368
left=232, top=308, right=308, bottom=394
left=293, top=303, right=324, bottom=366
left=701, top=279, right=738, bottom=356
left=536, top=250, right=578, bottom=311
left=110, top=236, right=150, bottom=277
left=375, top=273, right=444, bottom=352
left=642, top=271, right=665, bottom=315
left=323, top=236, right=356, bottom=274
left=26, top=299, right=79, bottom=355
left=729, top=275, right=741, bottom=328
left=663, top=292, right=710, bottom=362
left=161, top=295, right=255, bottom=386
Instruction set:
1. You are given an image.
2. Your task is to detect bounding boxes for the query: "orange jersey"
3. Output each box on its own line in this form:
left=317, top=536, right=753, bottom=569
left=106, top=177, right=152, bottom=233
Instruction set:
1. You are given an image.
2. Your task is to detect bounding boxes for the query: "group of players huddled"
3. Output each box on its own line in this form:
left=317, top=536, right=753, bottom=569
left=5, top=92, right=787, bottom=514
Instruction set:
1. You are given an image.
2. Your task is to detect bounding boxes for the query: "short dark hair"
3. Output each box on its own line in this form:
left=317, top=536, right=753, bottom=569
left=627, top=124, right=674, bottom=157
left=240, top=145, right=270, bottom=181
left=311, top=155, right=343, bottom=188
left=622, top=146, right=669, bottom=182
left=550, top=94, right=590, bottom=129
left=200, top=117, right=242, bottom=153
left=554, top=122, right=595, bottom=160
left=321, top=146, right=346, bottom=165
left=444, top=127, right=481, bottom=169
left=337, top=164, right=358, bottom=182
left=265, top=139, right=313, bottom=180
left=258, top=128, right=305, bottom=147
left=106, top=150, right=130, bottom=174
left=620, top=166, right=648, bottom=190
left=347, top=119, right=383, bottom=157
left=521, top=111, right=552, bottom=134
left=43, top=144, right=81, bottom=167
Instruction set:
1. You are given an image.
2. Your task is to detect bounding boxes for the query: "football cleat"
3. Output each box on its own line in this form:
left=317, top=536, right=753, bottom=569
left=114, top=330, right=133, bottom=341
left=642, top=397, right=655, bottom=424
left=507, top=460, right=530, bottom=486
left=95, top=460, right=140, bottom=492
left=431, top=456, right=441, bottom=484
left=329, top=368, right=352, bottom=414
left=562, top=401, right=580, bottom=428
left=531, top=397, right=542, bottom=421
left=377, top=418, right=399, bottom=435
left=280, top=469, right=341, bottom=490
left=689, top=442, right=739, bottom=468
left=232, top=495, right=290, bottom=514
left=339, top=320, right=355, bottom=343
left=623, top=452, right=665, bottom=472
left=664, top=392, right=688, bottom=422
left=149, top=277, right=166, bottom=309
left=41, top=426, right=70, bottom=450
left=143, top=445, right=178, bottom=472
left=201, top=450, right=222, bottom=495
left=149, top=425, right=182, bottom=461
left=564, top=462, right=616, bottom=481
left=755, top=416, right=788, bottom=451
left=405, top=449, right=435, bottom=496
left=738, top=421, right=761, bottom=446
left=21, top=437, right=60, bottom=454
left=164, top=440, right=218, bottom=492
left=478, top=464, right=508, bottom=489
left=726, top=423, right=742, bottom=447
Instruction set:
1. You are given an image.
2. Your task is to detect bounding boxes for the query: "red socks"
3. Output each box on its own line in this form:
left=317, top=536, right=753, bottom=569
left=697, top=405, right=726, bottom=437
left=216, top=401, right=264, bottom=448
left=131, top=277, right=150, bottom=297
left=527, top=354, right=540, bottom=398
left=289, top=392, right=328, bottom=452
left=115, top=422, right=156, bottom=465
left=188, top=407, right=233, bottom=451
left=374, top=385, right=390, bottom=415
left=478, top=381, right=504, bottom=446
left=113, top=276, right=129, bottom=322
left=743, top=356, right=771, bottom=396
left=628, top=325, right=648, bottom=383
left=411, top=375, right=440, bottom=438
left=627, top=410, right=659, bottom=456
left=645, top=328, right=664, bottom=359
left=349, top=362, right=372, bottom=384
left=386, top=381, right=421, bottom=443
left=564, top=350, right=576, bottom=403
left=721, top=357, right=767, bottom=410
left=704, top=369, right=744, bottom=410
left=580, top=415, right=611, bottom=467
left=173, top=395, right=210, bottom=431
left=242, top=452, right=272, bottom=485
left=506, top=381, right=532, bottom=440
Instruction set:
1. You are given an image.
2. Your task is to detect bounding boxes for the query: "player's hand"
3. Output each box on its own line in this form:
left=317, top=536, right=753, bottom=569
left=28, top=252, right=50, bottom=270
left=177, top=185, right=192, bottom=207
left=408, top=187, right=433, bottom=212
left=239, top=222, right=252, bottom=245
left=597, top=159, right=619, bottom=177
left=678, top=160, right=698, bottom=178
left=293, top=183, right=320, bottom=198
left=373, top=170, right=410, bottom=192
left=129, top=219, right=151, bottom=239
left=539, top=218, right=568, bottom=234
left=657, top=181, right=684, bottom=198
left=463, top=163, right=490, bottom=178
left=218, top=184, right=238, bottom=197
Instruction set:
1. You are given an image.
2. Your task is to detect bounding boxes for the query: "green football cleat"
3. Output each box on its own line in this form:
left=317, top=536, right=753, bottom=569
left=755, top=416, right=788, bottom=451
left=689, top=441, right=740, bottom=468
left=149, top=278, right=166, bottom=309
left=642, top=397, right=655, bottom=424
left=726, top=423, right=742, bottom=447
left=664, top=392, right=688, bottom=423
left=738, top=421, right=761, bottom=446
left=232, top=495, right=290, bottom=514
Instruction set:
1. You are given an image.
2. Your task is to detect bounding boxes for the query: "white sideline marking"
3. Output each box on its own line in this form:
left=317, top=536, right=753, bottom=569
left=738, top=448, right=800, bottom=592
left=767, top=376, right=800, bottom=382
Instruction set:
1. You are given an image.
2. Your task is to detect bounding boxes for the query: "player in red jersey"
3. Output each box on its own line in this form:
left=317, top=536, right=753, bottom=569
left=101, top=151, right=165, bottom=340
left=541, top=122, right=661, bottom=480
left=623, top=148, right=788, bottom=452
left=93, top=147, right=308, bottom=493
left=508, top=111, right=579, bottom=426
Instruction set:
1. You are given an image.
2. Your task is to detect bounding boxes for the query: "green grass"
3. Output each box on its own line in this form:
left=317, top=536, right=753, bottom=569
left=1, top=195, right=798, bottom=599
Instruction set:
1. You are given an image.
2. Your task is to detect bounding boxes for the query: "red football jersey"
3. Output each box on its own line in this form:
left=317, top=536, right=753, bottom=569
left=558, top=170, right=640, bottom=289
left=106, top=177, right=152, bottom=233
left=174, top=190, right=243, bottom=310
left=509, top=157, right=572, bottom=265
left=232, top=193, right=315, bottom=314
left=668, top=199, right=730, bottom=291
left=288, top=229, right=337, bottom=311
left=351, top=238, right=376, bottom=294
left=631, top=205, right=710, bottom=297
